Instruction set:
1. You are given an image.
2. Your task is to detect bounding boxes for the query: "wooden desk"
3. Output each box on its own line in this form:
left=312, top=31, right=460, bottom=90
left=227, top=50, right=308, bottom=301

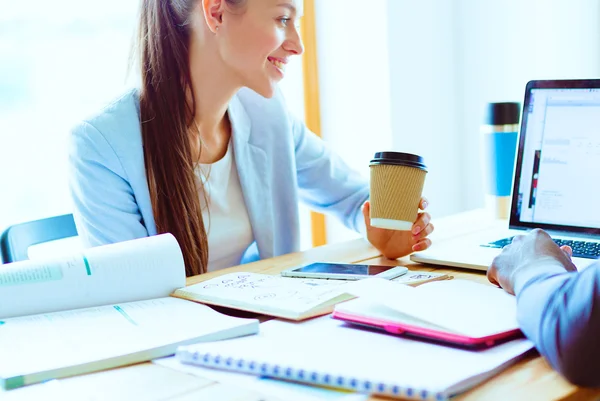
left=5, top=210, right=600, bottom=401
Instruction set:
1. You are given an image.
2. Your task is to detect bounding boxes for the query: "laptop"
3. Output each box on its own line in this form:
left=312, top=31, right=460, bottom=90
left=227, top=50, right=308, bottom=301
left=411, top=79, right=600, bottom=271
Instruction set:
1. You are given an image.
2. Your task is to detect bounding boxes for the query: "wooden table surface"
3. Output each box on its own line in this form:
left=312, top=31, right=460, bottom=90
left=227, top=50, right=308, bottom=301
left=4, top=209, right=599, bottom=401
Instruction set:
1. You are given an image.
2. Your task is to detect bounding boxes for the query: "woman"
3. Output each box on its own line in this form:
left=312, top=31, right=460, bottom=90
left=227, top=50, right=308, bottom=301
left=68, top=0, right=434, bottom=277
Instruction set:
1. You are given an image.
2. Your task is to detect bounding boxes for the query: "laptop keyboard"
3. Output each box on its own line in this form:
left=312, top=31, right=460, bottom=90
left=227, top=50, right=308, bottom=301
left=483, top=237, right=600, bottom=259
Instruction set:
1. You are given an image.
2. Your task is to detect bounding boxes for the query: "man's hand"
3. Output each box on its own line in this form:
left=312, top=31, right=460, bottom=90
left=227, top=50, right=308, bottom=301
left=487, top=228, right=577, bottom=294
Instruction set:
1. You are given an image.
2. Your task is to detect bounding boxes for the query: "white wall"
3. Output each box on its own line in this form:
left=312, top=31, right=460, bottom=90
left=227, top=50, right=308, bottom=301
left=456, top=0, right=600, bottom=210
left=315, top=0, right=600, bottom=243
left=315, top=0, right=393, bottom=243
left=386, top=1, right=462, bottom=219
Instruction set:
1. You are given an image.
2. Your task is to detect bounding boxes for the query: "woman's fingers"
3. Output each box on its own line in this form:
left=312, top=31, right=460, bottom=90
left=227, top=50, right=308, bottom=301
left=412, top=238, right=432, bottom=252
left=411, top=212, right=431, bottom=235
left=413, top=223, right=434, bottom=240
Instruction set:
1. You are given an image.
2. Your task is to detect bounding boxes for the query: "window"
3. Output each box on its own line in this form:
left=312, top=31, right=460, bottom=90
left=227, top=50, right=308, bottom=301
left=0, top=0, right=139, bottom=230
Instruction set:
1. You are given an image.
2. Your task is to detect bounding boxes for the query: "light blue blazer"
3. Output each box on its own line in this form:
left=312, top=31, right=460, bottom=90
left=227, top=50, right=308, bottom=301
left=68, top=88, right=369, bottom=265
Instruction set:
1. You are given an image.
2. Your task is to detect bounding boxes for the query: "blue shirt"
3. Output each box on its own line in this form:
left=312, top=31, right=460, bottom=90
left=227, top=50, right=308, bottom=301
left=514, top=261, right=600, bottom=386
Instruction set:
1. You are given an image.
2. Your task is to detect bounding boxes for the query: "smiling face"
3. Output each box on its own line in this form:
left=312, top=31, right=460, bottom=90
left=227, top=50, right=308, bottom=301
left=215, top=0, right=304, bottom=98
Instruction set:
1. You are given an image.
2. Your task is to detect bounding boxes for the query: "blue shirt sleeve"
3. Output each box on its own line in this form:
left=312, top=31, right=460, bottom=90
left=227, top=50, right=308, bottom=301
left=514, top=261, right=600, bottom=386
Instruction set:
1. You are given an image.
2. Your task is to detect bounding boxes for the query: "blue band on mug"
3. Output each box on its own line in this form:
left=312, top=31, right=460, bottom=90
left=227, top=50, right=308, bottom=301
left=483, top=132, right=518, bottom=197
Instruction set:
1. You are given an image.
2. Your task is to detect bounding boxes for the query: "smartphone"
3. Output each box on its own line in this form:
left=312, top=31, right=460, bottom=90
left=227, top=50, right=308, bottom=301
left=280, top=262, right=408, bottom=280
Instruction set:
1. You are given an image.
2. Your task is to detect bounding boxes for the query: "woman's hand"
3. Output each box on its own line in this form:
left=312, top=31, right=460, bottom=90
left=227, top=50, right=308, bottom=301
left=362, top=197, right=434, bottom=260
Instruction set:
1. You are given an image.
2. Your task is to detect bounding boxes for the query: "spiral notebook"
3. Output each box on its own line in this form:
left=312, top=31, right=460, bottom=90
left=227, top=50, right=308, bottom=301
left=175, top=316, right=533, bottom=400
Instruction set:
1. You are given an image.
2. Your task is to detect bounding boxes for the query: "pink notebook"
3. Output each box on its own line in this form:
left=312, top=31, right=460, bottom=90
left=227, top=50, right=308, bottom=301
left=332, top=307, right=522, bottom=349
left=333, top=279, right=524, bottom=349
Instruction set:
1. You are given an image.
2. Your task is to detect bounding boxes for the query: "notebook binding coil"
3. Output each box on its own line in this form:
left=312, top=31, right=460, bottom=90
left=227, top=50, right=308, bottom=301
left=177, top=350, right=448, bottom=401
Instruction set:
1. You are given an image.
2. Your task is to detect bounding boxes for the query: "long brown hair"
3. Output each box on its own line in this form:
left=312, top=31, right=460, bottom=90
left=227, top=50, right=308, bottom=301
left=137, top=0, right=244, bottom=276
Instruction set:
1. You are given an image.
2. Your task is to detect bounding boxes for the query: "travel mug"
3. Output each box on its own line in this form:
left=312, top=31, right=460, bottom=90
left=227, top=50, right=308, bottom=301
left=481, top=102, right=520, bottom=219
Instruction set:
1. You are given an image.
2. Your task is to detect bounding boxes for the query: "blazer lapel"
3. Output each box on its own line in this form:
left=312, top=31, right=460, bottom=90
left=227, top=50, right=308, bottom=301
left=229, top=95, right=275, bottom=259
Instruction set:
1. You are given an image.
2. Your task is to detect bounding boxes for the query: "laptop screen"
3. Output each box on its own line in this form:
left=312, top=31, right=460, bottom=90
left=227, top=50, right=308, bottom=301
left=510, top=80, right=600, bottom=235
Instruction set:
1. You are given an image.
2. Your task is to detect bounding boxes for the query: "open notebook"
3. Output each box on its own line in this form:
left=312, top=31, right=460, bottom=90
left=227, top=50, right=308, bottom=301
left=0, top=234, right=258, bottom=390
left=172, top=270, right=449, bottom=321
left=172, top=272, right=354, bottom=320
left=333, top=278, right=522, bottom=348
left=175, top=316, right=534, bottom=401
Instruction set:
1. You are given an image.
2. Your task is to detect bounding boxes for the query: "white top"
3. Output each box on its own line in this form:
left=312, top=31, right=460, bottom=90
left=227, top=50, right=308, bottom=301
left=196, top=141, right=254, bottom=272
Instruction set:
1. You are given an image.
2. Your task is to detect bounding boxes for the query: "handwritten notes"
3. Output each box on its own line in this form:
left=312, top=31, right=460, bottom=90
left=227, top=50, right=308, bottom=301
left=174, top=273, right=352, bottom=320
left=174, top=270, right=451, bottom=321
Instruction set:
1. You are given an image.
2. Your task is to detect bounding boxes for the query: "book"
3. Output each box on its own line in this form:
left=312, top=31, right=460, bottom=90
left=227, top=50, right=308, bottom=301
left=175, top=315, right=534, bottom=401
left=172, top=272, right=355, bottom=321
left=0, top=234, right=259, bottom=390
left=333, top=278, right=522, bottom=348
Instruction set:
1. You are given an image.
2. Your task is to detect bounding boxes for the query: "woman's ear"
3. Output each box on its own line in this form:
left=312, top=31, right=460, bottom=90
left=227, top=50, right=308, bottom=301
left=202, top=0, right=225, bottom=33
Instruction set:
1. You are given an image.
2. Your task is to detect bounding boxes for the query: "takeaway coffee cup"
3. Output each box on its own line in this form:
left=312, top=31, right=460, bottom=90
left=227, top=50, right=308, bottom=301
left=369, top=152, right=427, bottom=231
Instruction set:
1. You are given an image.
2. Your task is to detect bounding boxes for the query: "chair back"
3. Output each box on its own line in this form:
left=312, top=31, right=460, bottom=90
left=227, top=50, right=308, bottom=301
left=0, top=214, right=78, bottom=263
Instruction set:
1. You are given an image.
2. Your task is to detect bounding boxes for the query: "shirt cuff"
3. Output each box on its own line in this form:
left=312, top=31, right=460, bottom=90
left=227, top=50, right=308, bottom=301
left=513, top=256, right=573, bottom=296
